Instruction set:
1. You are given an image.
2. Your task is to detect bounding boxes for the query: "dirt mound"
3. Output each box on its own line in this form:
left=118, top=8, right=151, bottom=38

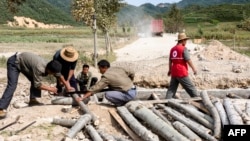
left=7, top=16, right=72, bottom=29
left=198, top=40, right=250, bottom=62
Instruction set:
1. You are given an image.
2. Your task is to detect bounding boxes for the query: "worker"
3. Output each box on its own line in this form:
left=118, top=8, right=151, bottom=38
left=77, top=59, right=136, bottom=106
left=76, top=64, right=98, bottom=91
left=53, top=45, right=79, bottom=95
left=0, top=52, right=62, bottom=118
left=166, top=32, right=198, bottom=99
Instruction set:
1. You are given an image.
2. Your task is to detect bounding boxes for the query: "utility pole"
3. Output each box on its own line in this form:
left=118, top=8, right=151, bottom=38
left=93, top=0, right=97, bottom=68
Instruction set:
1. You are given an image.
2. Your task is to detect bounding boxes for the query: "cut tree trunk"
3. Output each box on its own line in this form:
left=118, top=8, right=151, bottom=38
left=234, top=104, right=250, bottom=125
left=158, top=105, right=218, bottom=141
left=72, top=94, right=99, bottom=126
left=86, top=125, right=103, bottom=141
left=212, top=98, right=229, bottom=126
left=168, top=100, right=213, bottom=129
left=52, top=118, right=76, bottom=127
left=126, top=102, right=190, bottom=141
left=200, top=91, right=221, bottom=139
left=245, top=102, right=250, bottom=117
left=66, top=114, right=92, bottom=139
left=172, top=121, right=202, bottom=141
left=117, top=106, right=159, bottom=141
left=51, top=96, right=77, bottom=105
left=223, top=98, right=243, bottom=125
left=98, top=129, right=117, bottom=141
left=150, top=107, right=172, bottom=125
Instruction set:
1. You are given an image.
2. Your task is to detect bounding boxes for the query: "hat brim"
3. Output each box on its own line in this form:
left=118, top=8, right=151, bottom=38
left=176, top=37, right=190, bottom=41
left=60, top=48, right=79, bottom=62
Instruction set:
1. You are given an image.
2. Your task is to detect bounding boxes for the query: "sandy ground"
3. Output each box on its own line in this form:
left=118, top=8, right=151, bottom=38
left=1, top=33, right=250, bottom=141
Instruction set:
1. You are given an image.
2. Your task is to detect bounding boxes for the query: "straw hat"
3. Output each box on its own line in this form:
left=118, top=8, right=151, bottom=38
left=176, top=32, right=190, bottom=41
left=60, top=46, right=79, bottom=62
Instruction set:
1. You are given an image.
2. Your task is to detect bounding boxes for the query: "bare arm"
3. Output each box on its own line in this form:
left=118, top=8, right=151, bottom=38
left=187, top=60, right=197, bottom=75
left=168, top=58, right=172, bottom=76
left=39, top=84, right=58, bottom=94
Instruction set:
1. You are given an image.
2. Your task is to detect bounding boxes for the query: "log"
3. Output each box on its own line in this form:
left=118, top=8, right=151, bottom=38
left=212, top=98, right=229, bottom=126
left=150, top=93, right=172, bottom=125
left=158, top=105, right=218, bottom=141
left=66, top=114, right=92, bottom=139
left=131, top=97, right=201, bottom=108
left=52, top=118, right=77, bottom=127
left=234, top=104, right=250, bottom=125
left=200, top=91, right=221, bottom=139
left=226, top=93, right=244, bottom=99
left=72, top=94, right=99, bottom=126
left=246, top=102, right=250, bottom=117
left=86, top=125, right=103, bottom=141
left=109, top=109, right=143, bottom=141
left=181, top=104, right=214, bottom=124
left=117, top=106, right=159, bottom=141
left=168, top=100, right=213, bottom=129
left=172, top=121, right=202, bottom=141
left=126, top=102, right=190, bottom=141
left=188, top=101, right=210, bottom=115
left=51, top=96, right=78, bottom=105
left=98, top=129, right=117, bottom=141
left=223, top=98, right=243, bottom=125
left=150, top=107, right=172, bottom=125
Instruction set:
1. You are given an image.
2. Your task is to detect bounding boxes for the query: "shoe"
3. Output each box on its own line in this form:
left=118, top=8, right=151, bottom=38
left=0, top=109, right=7, bottom=119
left=28, top=99, right=44, bottom=106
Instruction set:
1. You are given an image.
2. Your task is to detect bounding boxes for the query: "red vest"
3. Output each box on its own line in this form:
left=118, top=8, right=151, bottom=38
left=169, top=44, right=188, bottom=77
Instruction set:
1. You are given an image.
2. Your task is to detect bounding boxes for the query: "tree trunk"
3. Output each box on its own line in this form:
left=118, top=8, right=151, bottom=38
left=66, top=114, right=92, bottom=139
left=52, top=118, right=76, bottom=127
left=200, top=91, right=221, bottom=139
left=223, top=98, right=243, bottom=125
left=117, top=106, right=159, bottom=141
left=158, top=105, right=217, bottom=141
left=213, top=98, right=229, bottom=126
left=98, top=129, right=117, bottom=141
left=126, top=102, right=190, bottom=141
left=172, top=121, right=202, bottom=141
left=168, top=100, right=213, bottom=129
left=234, top=104, right=250, bottom=125
left=246, top=102, right=250, bottom=117
left=86, top=125, right=103, bottom=141
left=72, top=94, right=99, bottom=126
left=150, top=107, right=172, bottom=125
left=51, top=96, right=77, bottom=105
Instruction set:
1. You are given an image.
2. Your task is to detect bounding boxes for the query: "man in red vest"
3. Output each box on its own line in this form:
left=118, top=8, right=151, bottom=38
left=166, top=32, right=198, bottom=99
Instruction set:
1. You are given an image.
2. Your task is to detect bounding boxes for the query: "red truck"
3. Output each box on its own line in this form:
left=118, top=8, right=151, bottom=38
left=151, top=19, right=164, bottom=37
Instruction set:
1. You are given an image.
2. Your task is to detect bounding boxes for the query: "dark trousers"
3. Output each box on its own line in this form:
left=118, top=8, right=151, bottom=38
left=0, top=54, right=41, bottom=110
left=166, top=76, right=198, bottom=99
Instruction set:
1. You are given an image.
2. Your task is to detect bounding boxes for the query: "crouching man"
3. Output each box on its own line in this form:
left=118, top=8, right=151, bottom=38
left=77, top=59, right=136, bottom=106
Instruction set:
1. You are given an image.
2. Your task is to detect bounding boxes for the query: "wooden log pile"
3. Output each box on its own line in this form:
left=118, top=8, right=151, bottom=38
left=51, top=90, right=250, bottom=141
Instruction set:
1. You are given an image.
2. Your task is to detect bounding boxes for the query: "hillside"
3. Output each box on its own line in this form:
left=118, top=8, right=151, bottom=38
left=0, top=0, right=77, bottom=25
left=0, top=0, right=250, bottom=27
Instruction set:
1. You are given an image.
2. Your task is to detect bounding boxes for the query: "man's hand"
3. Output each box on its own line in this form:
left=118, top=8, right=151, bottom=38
left=193, top=70, right=198, bottom=75
left=167, top=71, right=171, bottom=76
left=48, top=87, right=58, bottom=95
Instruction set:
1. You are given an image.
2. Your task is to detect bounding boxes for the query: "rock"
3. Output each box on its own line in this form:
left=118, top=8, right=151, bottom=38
left=13, top=102, right=28, bottom=109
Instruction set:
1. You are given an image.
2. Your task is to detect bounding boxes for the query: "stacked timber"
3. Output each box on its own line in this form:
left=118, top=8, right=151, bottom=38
left=51, top=90, right=250, bottom=141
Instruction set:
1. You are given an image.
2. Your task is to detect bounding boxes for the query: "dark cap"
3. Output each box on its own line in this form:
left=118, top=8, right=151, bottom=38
left=46, top=60, right=62, bottom=73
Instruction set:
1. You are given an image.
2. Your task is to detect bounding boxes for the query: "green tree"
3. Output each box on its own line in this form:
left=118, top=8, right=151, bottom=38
left=164, top=4, right=184, bottom=33
left=6, top=0, right=26, bottom=13
left=72, top=0, right=124, bottom=56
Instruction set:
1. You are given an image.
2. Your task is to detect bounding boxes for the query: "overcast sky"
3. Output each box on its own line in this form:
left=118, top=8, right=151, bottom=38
left=124, top=0, right=181, bottom=6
